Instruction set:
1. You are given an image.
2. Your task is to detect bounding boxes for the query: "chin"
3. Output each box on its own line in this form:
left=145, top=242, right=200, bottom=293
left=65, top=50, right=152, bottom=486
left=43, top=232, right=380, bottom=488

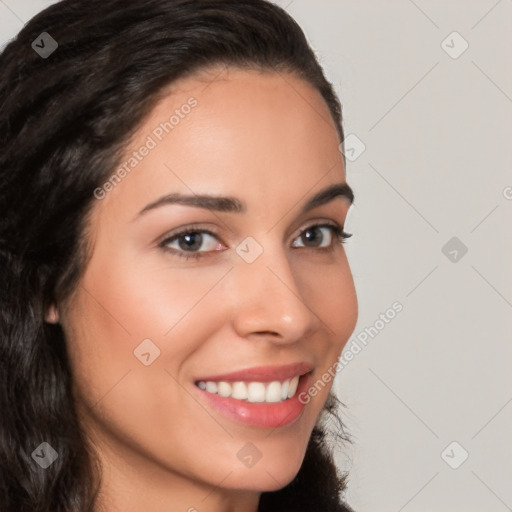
left=225, top=452, right=305, bottom=492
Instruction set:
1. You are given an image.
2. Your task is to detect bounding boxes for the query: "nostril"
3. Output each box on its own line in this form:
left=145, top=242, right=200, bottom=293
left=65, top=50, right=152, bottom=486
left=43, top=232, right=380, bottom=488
left=254, top=330, right=280, bottom=336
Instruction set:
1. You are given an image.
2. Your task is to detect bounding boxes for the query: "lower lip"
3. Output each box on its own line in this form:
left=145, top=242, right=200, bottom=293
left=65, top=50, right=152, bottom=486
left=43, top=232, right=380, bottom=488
left=194, top=373, right=312, bottom=429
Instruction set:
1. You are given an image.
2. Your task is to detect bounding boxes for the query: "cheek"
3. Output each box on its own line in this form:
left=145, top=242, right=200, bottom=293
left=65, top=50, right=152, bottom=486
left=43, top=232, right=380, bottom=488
left=299, top=254, right=358, bottom=347
left=63, top=259, right=239, bottom=416
left=292, top=260, right=357, bottom=422
left=62, top=262, right=235, bottom=460
left=77, top=252, right=231, bottom=341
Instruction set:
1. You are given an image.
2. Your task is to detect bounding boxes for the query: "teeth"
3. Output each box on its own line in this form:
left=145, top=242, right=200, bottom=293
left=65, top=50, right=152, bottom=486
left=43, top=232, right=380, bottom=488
left=247, top=382, right=266, bottom=402
left=196, top=376, right=302, bottom=403
left=266, top=381, right=282, bottom=403
left=281, top=379, right=289, bottom=400
left=205, top=381, right=218, bottom=394
left=232, top=381, right=248, bottom=400
left=287, top=376, right=299, bottom=398
left=217, top=381, right=231, bottom=397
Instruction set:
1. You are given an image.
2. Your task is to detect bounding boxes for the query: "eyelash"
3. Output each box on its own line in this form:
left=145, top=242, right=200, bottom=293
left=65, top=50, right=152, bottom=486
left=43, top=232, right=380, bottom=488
left=159, top=223, right=352, bottom=261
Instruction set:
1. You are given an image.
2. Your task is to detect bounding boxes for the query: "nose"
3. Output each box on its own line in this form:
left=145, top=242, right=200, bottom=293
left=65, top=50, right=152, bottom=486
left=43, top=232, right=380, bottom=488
left=228, top=248, right=320, bottom=344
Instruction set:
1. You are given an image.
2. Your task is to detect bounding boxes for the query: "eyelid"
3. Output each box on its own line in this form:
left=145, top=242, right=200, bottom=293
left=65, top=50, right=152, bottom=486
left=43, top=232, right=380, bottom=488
left=156, top=223, right=224, bottom=246
left=157, top=219, right=351, bottom=259
left=158, top=219, right=345, bottom=243
left=291, top=218, right=341, bottom=238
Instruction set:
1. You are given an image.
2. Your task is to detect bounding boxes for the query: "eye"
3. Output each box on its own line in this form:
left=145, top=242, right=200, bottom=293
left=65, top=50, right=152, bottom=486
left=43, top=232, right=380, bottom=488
left=161, top=229, right=224, bottom=259
left=159, top=223, right=352, bottom=260
left=291, top=223, right=351, bottom=249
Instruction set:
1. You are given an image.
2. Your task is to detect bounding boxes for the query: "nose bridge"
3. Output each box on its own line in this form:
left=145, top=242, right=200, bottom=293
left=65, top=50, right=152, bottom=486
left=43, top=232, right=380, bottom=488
left=230, top=242, right=318, bottom=341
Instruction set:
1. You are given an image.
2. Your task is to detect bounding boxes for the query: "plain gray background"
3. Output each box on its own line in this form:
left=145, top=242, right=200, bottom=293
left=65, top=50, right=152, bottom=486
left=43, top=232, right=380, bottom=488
left=1, top=1, right=511, bottom=511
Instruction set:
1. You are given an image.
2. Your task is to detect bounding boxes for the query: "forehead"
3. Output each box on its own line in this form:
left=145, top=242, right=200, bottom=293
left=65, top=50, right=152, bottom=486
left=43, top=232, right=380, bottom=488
left=93, top=66, right=345, bottom=222
left=133, top=65, right=340, bottom=164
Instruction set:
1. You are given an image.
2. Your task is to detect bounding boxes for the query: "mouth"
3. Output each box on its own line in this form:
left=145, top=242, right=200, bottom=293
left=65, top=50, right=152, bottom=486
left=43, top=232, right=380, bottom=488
left=192, top=364, right=314, bottom=429
left=195, top=375, right=302, bottom=403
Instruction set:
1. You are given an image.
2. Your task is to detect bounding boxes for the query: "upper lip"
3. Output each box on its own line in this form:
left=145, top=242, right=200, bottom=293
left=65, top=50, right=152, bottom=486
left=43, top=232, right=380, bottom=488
left=195, top=362, right=313, bottom=383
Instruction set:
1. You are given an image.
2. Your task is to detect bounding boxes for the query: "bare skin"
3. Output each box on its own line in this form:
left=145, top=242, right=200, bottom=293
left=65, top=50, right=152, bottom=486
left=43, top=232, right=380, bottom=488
left=47, top=66, right=358, bottom=512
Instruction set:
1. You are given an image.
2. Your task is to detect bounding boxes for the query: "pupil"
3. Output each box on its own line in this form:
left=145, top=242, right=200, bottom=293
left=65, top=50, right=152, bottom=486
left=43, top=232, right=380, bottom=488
left=303, top=227, right=322, bottom=247
left=179, top=232, right=202, bottom=251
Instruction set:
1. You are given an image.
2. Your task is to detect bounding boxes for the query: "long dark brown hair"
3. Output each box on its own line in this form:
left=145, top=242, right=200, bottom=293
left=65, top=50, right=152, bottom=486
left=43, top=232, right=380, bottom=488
left=0, top=1, right=354, bottom=510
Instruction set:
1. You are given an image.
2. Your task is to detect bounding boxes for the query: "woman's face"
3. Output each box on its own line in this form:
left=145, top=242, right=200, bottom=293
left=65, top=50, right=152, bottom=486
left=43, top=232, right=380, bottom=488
left=54, top=67, right=358, bottom=509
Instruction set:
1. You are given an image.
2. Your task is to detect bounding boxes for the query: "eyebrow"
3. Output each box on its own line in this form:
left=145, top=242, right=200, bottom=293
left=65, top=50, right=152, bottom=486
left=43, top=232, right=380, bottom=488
left=135, top=182, right=354, bottom=219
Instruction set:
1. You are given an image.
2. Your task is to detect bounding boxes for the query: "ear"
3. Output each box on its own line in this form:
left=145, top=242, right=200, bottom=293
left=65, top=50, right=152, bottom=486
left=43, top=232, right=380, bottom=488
left=45, top=303, right=60, bottom=324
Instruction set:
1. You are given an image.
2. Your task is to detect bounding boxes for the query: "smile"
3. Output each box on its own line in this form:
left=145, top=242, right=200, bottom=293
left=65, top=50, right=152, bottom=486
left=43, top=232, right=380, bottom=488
left=192, top=364, right=314, bottom=429
left=196, top=375, right=300, bottom=403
